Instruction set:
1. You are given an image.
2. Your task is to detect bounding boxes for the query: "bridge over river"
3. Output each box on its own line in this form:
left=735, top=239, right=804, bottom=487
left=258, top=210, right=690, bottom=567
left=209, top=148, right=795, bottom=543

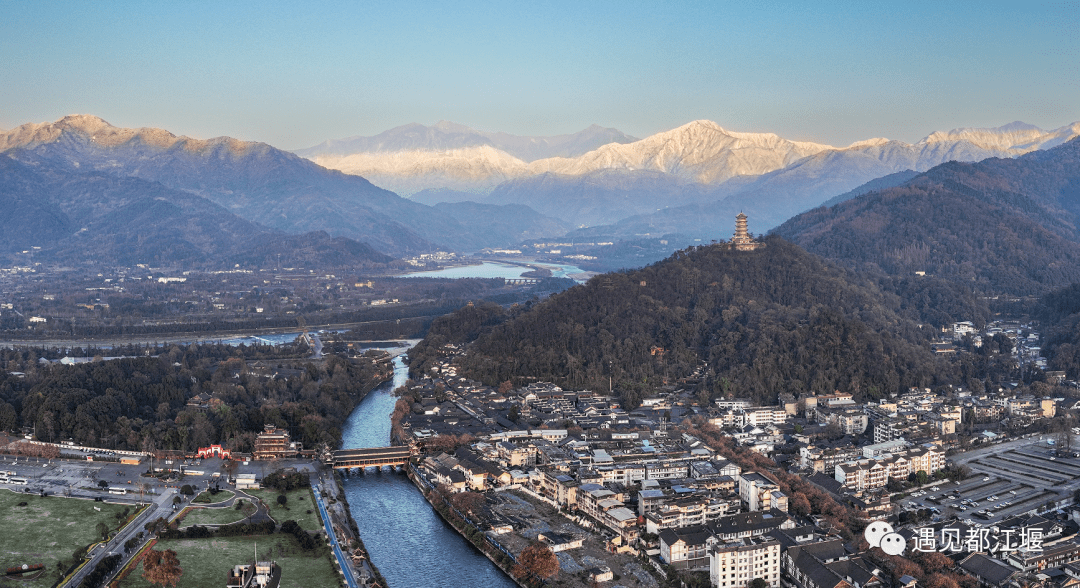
left=332, top=446, right=413, bottom=469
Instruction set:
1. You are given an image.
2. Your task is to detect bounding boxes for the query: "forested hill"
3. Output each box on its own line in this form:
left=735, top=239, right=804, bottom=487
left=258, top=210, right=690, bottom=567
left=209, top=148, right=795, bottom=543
left=410, top=237, right=954, bottom=408
left=772, top=136, right=1080, bottom=296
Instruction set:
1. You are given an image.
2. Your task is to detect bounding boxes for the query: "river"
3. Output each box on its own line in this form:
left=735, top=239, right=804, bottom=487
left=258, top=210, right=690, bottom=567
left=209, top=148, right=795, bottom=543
left=339, top=354, right=517, bottom=588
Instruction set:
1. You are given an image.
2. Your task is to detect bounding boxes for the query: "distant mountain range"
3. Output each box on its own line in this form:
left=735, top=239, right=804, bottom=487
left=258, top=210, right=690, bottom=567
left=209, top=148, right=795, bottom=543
left=6, top=114, right=1080, bottom=278
left=296, top=122, right=639, bottom=195
left=301, top=119, right=1080, bottom=232
left=0, top=154, right=393, bottom=268
left=772, top=135, right=1080, bottom=295
left=0, top=115, right=571, bottom=256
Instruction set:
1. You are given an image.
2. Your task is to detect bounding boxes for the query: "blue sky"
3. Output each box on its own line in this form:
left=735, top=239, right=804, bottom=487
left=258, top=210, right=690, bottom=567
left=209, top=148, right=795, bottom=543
left=2, top=1, right=1077, bottom=149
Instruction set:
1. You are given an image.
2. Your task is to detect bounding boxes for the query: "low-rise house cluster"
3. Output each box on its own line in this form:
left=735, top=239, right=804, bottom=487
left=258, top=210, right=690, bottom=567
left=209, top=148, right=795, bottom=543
left=400, top=341, right=1080, bottom=588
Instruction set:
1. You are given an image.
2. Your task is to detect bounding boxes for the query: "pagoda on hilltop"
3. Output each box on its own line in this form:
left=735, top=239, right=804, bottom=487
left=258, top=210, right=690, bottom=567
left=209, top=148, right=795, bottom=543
left=731, top=213, right=764, bottom=251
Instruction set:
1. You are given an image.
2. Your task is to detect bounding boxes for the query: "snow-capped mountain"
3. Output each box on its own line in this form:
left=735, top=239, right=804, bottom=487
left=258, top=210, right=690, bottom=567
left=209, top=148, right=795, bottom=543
left=0, top=115, right=574, bottom=254
left=302, top=119, right=835, bottom=195
left=302, top=119, right=1080, bottom=229
left=298, top=121, right=639, bottom=195
left=295, top=120, right=638, bottom=162
left=563, top=121, right=1080, bottom=238
left=311, top=144, right=532, bottom=193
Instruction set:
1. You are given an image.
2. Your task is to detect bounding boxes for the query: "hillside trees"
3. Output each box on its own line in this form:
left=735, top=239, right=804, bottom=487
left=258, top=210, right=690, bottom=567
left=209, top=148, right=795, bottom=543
left=412, top=238, right=952, bottom=405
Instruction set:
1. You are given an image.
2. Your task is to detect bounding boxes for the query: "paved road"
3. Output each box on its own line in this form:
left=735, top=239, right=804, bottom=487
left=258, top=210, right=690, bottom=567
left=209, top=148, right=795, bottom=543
left=312, top=480, right=358, bottom=588
left=62, top=486, right=181, bottom=588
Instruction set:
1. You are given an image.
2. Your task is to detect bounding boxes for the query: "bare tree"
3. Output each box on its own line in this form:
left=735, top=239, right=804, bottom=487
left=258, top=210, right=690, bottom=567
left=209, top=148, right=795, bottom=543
left=513, top=543, right=559, bottom=584
left=143, top=549, right=183, bottom=587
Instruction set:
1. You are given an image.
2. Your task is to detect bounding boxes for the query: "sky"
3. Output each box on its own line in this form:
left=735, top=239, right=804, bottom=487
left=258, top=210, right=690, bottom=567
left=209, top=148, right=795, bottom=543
left=2, top=1, right=1077, bottom=150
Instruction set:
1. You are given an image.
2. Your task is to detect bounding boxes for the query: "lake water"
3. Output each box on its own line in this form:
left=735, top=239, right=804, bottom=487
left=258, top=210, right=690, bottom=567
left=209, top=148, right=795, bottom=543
left=338, top=354, right=517, bottom=588
left=403, top=260, right=587, bottom=281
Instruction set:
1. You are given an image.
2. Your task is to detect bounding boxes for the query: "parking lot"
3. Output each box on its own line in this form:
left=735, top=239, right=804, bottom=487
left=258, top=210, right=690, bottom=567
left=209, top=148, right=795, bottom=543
left=899, top=435, right=1079, bottom=525
left=0, top=452, right=318, bottom=502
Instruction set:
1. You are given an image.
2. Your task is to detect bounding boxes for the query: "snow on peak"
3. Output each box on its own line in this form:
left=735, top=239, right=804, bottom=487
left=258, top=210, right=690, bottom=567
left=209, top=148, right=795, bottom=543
left=0, top=115, right=270, bottom=157
left=919, top=121, right=1057, bottom=152
left=846, top=137, right=891, bottom=149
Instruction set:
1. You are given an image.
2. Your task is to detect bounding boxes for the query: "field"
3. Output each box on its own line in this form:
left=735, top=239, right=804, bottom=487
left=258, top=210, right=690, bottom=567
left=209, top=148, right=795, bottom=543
left=245, top=487, right=323, bottom=532
left=0, top=489, right=132, bottom=588
left=117, top=535, right=340, bottom=588
left=180, top=500, right=257, bottom=527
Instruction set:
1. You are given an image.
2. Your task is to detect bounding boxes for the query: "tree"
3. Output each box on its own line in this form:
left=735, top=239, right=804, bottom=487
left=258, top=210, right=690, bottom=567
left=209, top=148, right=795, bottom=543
left=449, top=491, right=484, bottom=517
left=514, top=543, right=559, bottom=584
left=97, top=480, right=109, bottom=490
left=179, top=484, right=194, bottom=496
left=142, top=549, right=183, bottom=587
left=789, top=492, right=812, bottom=517
left=750, top=579, right=769, bottom=588
left=221, top=458, right=239, bottom=480
left=924, top=573, right=961, bottom=588
left=96, top=521, right=110, bottom=540
left=916, top=551, right=955, bottom=574
left=277, top=494, right=288, bottom=507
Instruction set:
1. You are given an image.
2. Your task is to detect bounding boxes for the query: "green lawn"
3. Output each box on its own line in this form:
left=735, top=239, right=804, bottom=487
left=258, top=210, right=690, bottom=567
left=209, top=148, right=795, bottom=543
left=245, top=487, right=323, bottom=532
left=118, top=535, right=341, bottom=588
left=0, top=489, right=133, bottom=588
left=192, top=489, right=235, bottom=504
left=180, top=501, right=257, bottom=527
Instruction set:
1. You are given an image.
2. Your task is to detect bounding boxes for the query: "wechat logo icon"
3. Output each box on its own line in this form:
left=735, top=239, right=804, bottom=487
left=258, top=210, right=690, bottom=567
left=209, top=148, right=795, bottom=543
left=865, top=521, right=906, bottom=556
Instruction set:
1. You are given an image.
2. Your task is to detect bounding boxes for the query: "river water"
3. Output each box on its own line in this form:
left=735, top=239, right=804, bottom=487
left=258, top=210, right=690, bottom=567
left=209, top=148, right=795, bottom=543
left=339, top=354, right=517, bottom=588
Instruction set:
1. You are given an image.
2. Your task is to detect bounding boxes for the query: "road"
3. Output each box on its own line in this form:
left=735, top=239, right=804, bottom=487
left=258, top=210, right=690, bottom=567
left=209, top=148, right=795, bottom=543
left=62, top=486, right=181, bottom=588
left=312, top=480, right=358, bottom=588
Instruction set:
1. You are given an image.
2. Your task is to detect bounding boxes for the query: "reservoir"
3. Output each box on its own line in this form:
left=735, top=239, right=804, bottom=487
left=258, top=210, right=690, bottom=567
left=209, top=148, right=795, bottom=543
left=403, top=260, right=589, bottom=281
left=339, top=353, right=517, bottom=588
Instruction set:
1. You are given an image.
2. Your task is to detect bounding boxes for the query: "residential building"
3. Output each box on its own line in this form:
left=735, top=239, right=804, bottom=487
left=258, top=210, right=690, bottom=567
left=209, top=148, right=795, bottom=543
left=740, top=472, right=787, bottom=512
left=710, top=536, right=781, bottom=588
left=660, top=525, right=713, bottom=569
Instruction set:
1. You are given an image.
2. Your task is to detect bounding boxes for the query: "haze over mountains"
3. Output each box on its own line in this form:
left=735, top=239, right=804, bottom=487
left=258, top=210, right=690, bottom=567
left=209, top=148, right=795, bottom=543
left=297, top=122, right=639, bottom=195
left=302, top=119, right=1080, bottom=231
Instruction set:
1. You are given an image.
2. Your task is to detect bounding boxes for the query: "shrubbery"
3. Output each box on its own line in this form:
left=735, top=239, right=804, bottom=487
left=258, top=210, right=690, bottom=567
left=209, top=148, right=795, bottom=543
left=262, top=471, right=309, bottom=492
left=78, top=553, right=121, bottom=588
left=281, top=519, right=319, bottom=551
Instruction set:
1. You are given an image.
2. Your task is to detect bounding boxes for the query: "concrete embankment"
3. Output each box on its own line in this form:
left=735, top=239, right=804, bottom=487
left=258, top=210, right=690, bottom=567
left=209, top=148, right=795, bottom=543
left=406, top=465, right=527, bottom=588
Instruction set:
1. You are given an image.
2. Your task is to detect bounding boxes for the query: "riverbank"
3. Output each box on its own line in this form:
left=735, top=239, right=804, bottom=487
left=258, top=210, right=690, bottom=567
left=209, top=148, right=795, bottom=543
left=0, top=324, right=420, bottom=350
left=338, top=353, right=517, bottom=588
left=406, top=465, right=528, bottom=588
left=328, top=469, right=388, bottom=587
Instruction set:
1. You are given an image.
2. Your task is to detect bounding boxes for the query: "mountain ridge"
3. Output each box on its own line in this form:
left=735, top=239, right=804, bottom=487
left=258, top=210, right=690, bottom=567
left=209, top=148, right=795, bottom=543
left=0, top=115, right=574, bottom=255
left=771, top=136, right=1080, bottom=295
left=294, top=121, right=638, bottom=163
left=303, top=118, right=1080, bottom=230
left=0, top=153, right=394, bottom=268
